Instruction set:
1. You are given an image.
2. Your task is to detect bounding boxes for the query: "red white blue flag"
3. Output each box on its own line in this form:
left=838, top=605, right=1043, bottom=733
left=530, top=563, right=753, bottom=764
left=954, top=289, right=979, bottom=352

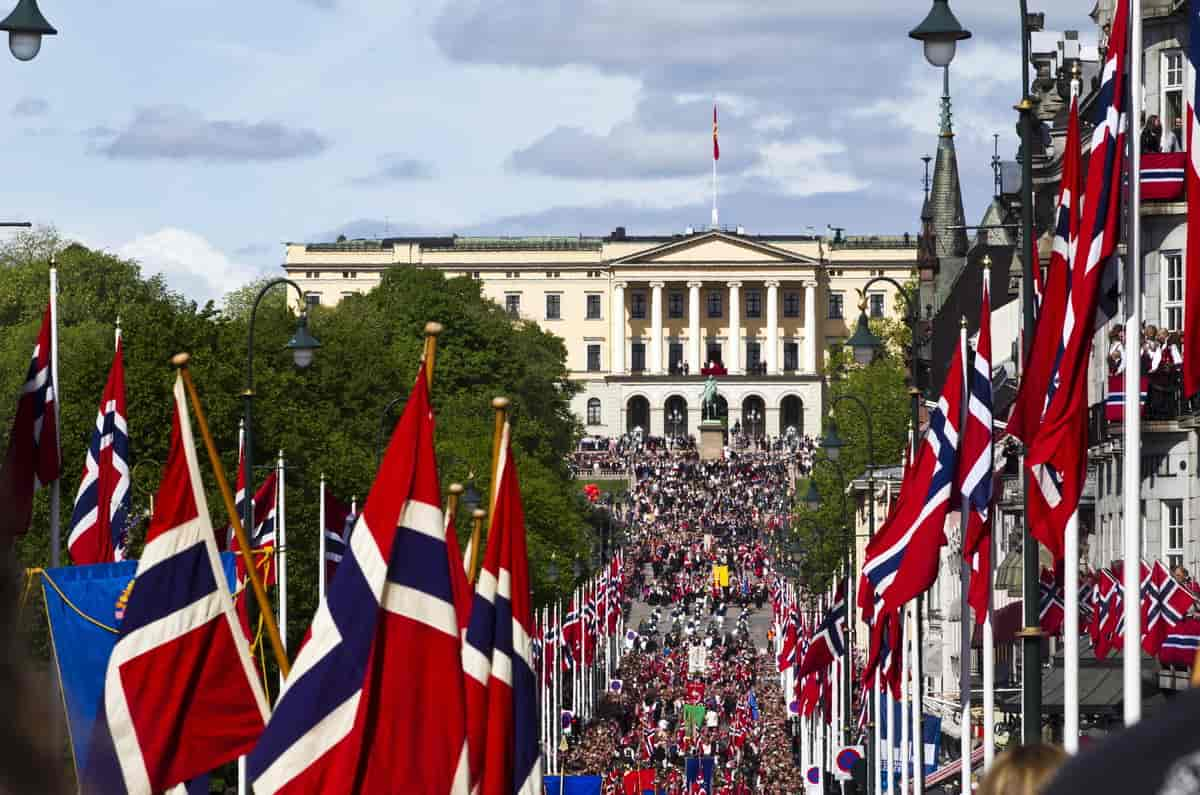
left=69, top=337, right=130, bottom=564
left=860, top=334, right=963, bottom=615
left=0, top=304, right=60, bottom=540
left=796, top=580, right=846, bottom=679
left=1186, top=0, right=1200, bottom=398
left=323, top=490, right=353, bottom=586
left=248, top=368, right=471, bottom=794
left=1027, top=0, right=1129, bottom=544
left=81, top=374, right=268, bottom=794
left=462, top=422, right=544, bottom=795
left=1142, top=559, right=1195, bottom=654
left=960, top=275, right=994, bottom=623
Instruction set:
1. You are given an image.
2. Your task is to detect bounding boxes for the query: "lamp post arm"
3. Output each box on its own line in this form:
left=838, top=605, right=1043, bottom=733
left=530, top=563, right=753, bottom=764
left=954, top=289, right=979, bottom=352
left=244, top=277, right=305, bottom=536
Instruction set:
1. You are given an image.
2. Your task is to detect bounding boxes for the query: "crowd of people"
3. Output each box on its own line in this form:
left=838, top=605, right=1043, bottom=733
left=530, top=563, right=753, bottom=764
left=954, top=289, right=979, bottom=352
left=1106, top=323, right=1197, bottom=419
left=557, top=445, right=808, bottom=792
left=570, top=431, right=816, bottom=480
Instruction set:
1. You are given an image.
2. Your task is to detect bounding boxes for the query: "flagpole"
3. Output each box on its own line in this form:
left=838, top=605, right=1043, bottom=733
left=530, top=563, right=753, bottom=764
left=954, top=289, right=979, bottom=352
left=957, top=317, right=971, bottom=795
left=885, top=686, right=894, bottom=794
left=471, top=397, right=509, bottom=583
left=874, top=670, right=882, bottom=795
left=912, top=601, right=925, bottom=795
left=48, top=260, right=61, bottom=568
left=277, top=449, right=288, bottom=690
left=900, top=605, right=910, bottom=795
left=1063, top=510, right=1079, bottom=752
left=172, top=353, right=290, bottom=676
left=318, top=472, right=327, bottom=602
left=1061, top=67, right=1081, bottom=757
left=1123, top=0, right=1144, bottom=727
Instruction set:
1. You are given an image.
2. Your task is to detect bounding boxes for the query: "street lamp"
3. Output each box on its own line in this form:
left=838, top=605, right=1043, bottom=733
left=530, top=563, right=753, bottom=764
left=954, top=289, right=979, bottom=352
left=668, top=408, right=683, bottom=438
left=244, top=278, right=321, bottom=539
left=908, top=0, right=971, bottom=68
left=818, top=417, right=846, bottom=462
left=462, top=477, right=483, bottom=514
left=803, top=480, right=821, bottom=509
left=0, top=0, right=55, bottom=62
left=746, top=408, right=762, bottom=439
left=846, top=303, right=884, bottom=367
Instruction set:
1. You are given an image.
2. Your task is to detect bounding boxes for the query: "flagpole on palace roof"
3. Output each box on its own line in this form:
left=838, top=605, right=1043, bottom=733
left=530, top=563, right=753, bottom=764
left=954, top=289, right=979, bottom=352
left=1122, top=0, right=1144, bottom=727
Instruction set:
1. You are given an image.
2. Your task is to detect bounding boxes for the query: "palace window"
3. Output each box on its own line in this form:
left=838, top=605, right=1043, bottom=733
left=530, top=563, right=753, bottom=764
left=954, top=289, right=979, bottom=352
left=587, top=398, right=602, bottom=425
left=783, top=342, right=799, bottom=371
left=546, top=294, right=561, bottom=320
left=505, top=294, right=521, bottom=317
left=746, top=289, right=762, bottom=319
left=586, top=294, right=602, bottom=320
left=746, top=341, right=762, bottom=369
left=304, top=292, right=321, bottom=309
left=630, top=343, right=646, bottom=372
left=707, top=291, right=723, bottom=318
left=631, top=292, right=647, bottom=319
left=668, top=292, right=684, bottom=319
left=869, top=293, right=885, bottom=319
left=587, top=344, right=601, bottom=372
left=1163, top=50, right=1185, bottom=145
left=669, top=343, right=684, bottom=373
left=828, top=292, right=845, bottom=320
left=783, top=291, right=801, bottom=318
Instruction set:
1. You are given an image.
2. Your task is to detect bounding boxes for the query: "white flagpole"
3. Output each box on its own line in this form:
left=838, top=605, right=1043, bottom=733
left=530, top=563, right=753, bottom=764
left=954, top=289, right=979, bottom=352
left=48, top=261, right=61, bottom=568
left=318, top=473, right=327, bottom=602
left=958, top=319, right=972, bottom=795
left=1063, top=510, right=1080, bottom=752
left=277, top=450, right=288, bottom=693
left=874, top=671, right=883, bottom=795
left=885, top=687, right=895, bottom=793
left=983, top=521, right=996, bottom=769
left=801, top=711, right=810, bottom=783
left=553, top=601, right=560, bottom=775
left=900, top=604, right=911, bottom=795
left=1123, top=0, right=1144, bottom=728
left=912, top=600, right=925, bottom=795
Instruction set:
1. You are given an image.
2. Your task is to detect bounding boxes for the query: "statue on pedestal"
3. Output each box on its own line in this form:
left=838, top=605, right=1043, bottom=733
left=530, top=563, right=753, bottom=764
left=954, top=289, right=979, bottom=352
left=701, top=376, right=719, bottom=422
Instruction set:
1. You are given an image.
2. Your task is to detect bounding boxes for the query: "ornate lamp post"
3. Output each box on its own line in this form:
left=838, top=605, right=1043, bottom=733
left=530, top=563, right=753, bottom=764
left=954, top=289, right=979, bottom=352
left=0, top=0, right=56, bottom=61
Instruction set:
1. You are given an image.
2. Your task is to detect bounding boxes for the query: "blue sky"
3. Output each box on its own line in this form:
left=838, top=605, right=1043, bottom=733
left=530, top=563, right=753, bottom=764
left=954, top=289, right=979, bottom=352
left=1, top=0, right=1094, bottom=303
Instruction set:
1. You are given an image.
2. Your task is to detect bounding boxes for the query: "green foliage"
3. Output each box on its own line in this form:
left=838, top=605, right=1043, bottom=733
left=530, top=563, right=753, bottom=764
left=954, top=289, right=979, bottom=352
left=1, top=229, right=595, bottom=665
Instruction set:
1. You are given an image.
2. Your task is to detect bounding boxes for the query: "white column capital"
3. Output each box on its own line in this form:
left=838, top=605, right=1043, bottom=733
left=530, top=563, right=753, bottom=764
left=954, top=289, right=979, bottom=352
left=764, top=279, right=781, bottom=289
left=802, top=279, right=819, bottom=289
left=687, top=280, right=704, bottom=289
left=727, top=280, right=743, bottom=289
left=649, top=280, right=666, bottom=290
left=614, top=281, right=628, bottom=290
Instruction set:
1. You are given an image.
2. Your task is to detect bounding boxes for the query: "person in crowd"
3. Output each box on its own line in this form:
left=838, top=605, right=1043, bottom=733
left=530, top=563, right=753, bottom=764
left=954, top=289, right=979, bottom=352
left=977, top=744, right=1067, bottom=795
left=1142, top=114, right=1163, bottom=153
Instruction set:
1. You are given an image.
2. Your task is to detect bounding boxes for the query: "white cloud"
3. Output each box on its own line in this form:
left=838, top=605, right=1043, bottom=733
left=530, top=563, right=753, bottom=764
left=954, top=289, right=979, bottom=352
left=117, top=228, right=267, bottom=304
left=746, top=140, right=867, bottom=196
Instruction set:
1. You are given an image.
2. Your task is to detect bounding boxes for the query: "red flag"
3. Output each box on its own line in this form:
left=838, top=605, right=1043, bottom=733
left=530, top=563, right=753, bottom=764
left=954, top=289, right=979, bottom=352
left=712, top=105, right=719, bottom=161
left=0, top=305, right=60, bottom=540
left=1185, top=4, right=1200, bottom=398
left=83, top=374, right=267, bottom=793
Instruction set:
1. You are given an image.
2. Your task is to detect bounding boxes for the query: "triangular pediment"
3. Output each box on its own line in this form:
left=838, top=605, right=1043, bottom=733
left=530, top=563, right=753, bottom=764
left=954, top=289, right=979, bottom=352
left=611, top=231, right=818, bottom=266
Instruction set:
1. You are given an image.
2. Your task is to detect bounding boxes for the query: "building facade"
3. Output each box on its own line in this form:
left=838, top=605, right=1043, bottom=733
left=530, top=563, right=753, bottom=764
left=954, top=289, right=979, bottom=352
left=284, top=227, right=918, bottom=440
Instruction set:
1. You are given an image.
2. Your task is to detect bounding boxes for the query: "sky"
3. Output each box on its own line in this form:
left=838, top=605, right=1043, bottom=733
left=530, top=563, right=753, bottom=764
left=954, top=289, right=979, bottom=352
left=1, top=0, right=1096, bottom=304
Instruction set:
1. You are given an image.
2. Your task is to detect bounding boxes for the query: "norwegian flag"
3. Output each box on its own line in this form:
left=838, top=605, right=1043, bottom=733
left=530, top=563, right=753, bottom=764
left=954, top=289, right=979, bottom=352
left=861, top=334, right=964, bottom=615
left=797, top=580, right=846, bottom=678
left=1142, top=560, right=1195, bottom=654
left=1186, top=0, right=1200, bottom=399
left=0, top=305, right=61, bottom=540
left=68, top=337, right=130, bottom=564
left=862, top=608, right=903, bottom=700
left=322, top=490, right=353, bottom=586
left=606, top=557, right=622, bottom=633
left=1039, top=568, right=1065, bottom=637
left=1111, top=560, right=1152, bottom=650
left=462, top=422, right=543, bottom=795
left=1027, top=0, right=1129, bottom=544
left=1009, top=92, right=1081, bottom=562
left=641, top=727, right=656, bottom=761
left=248, top=367, right=471, bottom=794
left=960, top=274, right=994, bottom=624
left=1104, top=373, right=1148, bottom=422
left=1158, top=617, right=1200, bottom=667
left=81, top=374, right=267, bottom=794
left=777, top=607, right=799, bottom=672
left=562, top=599, right=582, bottom=662
left=1091, top=568, right=1119, bottom=658
left=234, top=471, right=279, bottom=590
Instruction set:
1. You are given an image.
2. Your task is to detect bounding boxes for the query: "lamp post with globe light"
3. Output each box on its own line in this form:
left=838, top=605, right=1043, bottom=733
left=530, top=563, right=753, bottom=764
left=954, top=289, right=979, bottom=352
left=0, top=0, right=56, bottom=61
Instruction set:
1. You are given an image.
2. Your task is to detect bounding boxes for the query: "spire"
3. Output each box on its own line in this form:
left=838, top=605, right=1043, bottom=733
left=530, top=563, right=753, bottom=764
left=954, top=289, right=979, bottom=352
left=929, top=121, right=969, bottom=258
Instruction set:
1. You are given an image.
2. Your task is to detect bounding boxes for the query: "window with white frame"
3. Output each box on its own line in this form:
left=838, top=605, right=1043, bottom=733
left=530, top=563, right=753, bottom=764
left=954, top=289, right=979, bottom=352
left=587, top=398, right=602, bottom=426
left=1163, top=251, right=1184, bottom=330
left=1164, top=500, right=1185, bottom=569
left=1163, top=50, right=1185, bottom=143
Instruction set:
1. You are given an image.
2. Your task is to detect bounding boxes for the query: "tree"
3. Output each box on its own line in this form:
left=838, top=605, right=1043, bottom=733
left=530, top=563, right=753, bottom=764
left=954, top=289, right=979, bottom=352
left=0, top=229, right=596, bottom=665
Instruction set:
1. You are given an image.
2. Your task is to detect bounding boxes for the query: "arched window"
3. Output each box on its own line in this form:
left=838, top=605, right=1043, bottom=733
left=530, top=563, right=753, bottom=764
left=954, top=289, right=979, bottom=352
left=587, top=398, right=602, bottom=426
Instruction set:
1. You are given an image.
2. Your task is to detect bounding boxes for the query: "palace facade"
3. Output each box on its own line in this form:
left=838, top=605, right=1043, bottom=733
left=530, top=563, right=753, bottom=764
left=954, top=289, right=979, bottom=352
left=285, top=226, right=918, bottom=440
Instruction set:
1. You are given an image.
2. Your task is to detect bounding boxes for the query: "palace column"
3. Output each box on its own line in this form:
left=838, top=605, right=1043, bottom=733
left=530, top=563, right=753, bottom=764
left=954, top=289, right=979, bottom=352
left=727, top=281, right=742, bottom=374
left=688, top=281, right=703, bottom=373
left=611, top=281, right=626, bottom=374
left=804, top=280, right=818, bottom=373
left=650, top=281, right=665, bottom=374
left=765, top=280, right=780, bottom=375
